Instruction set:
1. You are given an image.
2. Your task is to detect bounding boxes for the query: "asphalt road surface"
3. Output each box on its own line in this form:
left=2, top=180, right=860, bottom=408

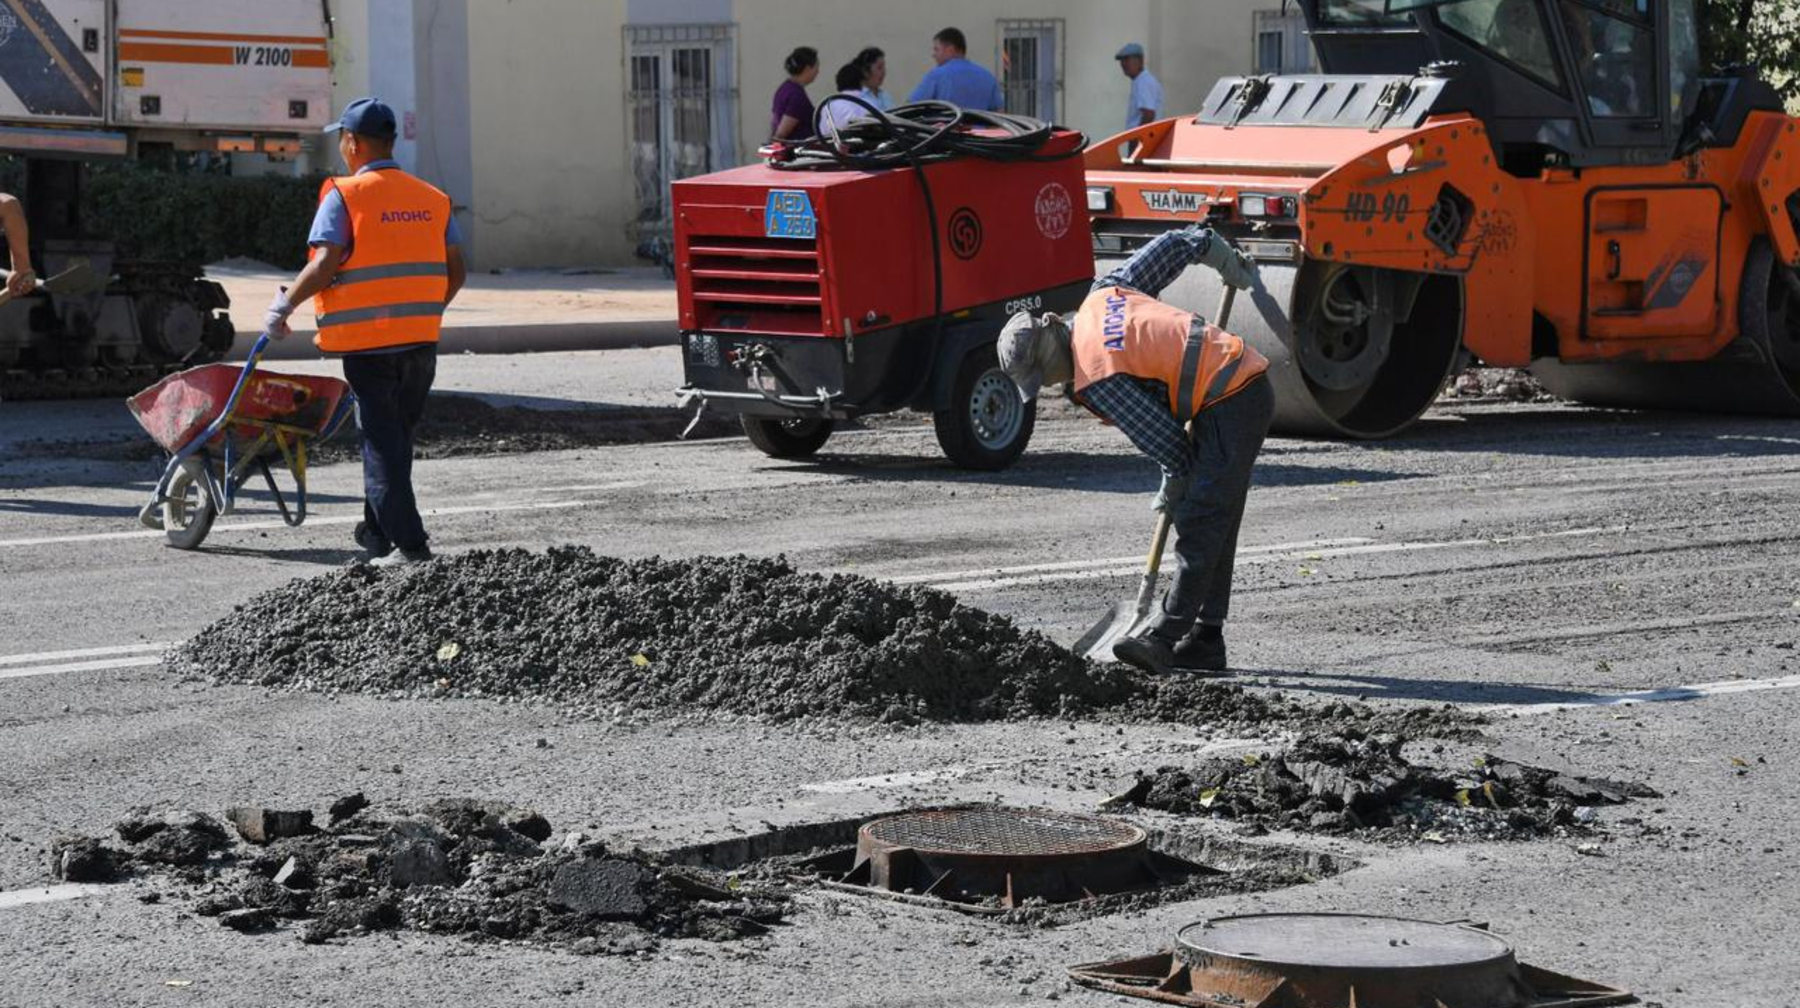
left=2, top=348, right=1796, bottom=1007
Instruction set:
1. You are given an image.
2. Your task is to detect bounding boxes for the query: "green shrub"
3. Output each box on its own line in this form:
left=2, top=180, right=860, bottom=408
left=0, top=157, right=325, bottom=269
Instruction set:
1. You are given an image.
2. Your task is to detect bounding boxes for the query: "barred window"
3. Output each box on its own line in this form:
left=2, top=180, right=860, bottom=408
left=997, top=19, right=1063, bottom=122
left=625, top=23, right=739, bottom=238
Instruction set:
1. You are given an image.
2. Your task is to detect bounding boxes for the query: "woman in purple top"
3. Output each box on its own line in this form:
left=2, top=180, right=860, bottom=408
left=771, top=47, right=819, bottom=141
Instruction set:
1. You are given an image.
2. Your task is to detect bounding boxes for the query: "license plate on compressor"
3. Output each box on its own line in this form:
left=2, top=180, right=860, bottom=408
left=763, top=189, right=817, bottom=239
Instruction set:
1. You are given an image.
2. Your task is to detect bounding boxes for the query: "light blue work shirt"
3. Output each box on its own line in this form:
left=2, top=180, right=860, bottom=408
left=308, top=159, right=463, bottom=253
left=307, top=159, right=461, bottom=356
left=908, top=58, right=1004, bottom=111
left=1127, top=69, right=1163, bottom=128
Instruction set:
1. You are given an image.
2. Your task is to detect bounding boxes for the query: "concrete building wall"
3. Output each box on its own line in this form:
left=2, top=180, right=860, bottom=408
left=330, top=0, right=1269, bottom=271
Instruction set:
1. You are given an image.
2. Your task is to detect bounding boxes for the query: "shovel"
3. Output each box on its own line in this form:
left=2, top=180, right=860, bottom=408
left=0, top=261, right=106, bottom=308
left=1074, top=281, right=1239, bottom=662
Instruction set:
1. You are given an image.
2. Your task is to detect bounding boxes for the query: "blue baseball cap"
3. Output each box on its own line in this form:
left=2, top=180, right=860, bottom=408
left=324, top=97, right=397, bottom=139
left=1115, top=43, right=1145, bottom=60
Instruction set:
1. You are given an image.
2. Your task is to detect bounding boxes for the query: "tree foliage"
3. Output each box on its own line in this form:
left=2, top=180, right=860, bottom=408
left=1701, top=0, right=1800, bottom=101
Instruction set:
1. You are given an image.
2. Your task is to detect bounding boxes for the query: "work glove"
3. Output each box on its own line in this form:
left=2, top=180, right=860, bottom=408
left=1152, top=471, right=1188, bottom=514
left=264, top=289, right=294, bottom=340
left=1196, top=232, right=1257, bottom=291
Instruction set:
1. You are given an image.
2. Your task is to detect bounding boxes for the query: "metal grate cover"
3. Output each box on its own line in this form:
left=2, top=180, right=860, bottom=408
left=861, top=807, right=1145, bottom=858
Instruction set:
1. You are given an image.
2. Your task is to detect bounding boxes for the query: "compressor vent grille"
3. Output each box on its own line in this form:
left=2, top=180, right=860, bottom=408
left=686, top=235, right=827, bottom=337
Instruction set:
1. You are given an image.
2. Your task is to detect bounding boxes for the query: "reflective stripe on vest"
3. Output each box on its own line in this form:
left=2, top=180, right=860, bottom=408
left=311, top=169, right=452, bottom=354
left=1070, top=285, right=1268, bottom=417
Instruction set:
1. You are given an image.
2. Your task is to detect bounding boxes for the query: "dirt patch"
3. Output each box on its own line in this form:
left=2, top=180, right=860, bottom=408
left=50, top=798, right=783, bottom=952
left=169, top=547, right=1480, bottom=737
left=1110, top=730, right=1659, bottom=842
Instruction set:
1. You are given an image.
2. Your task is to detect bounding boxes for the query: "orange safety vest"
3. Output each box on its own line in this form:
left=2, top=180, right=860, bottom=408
left=1070, top=285, right=1268, bottom=421
left=312, top=169, right=452, bottom=354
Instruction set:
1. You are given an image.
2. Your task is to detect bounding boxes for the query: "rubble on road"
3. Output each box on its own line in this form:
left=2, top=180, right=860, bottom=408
left=1110, top=731, right=1659, bottom=841
left=48, top=796, right=784, bottom=953
left=1441, top=367, right=1554, bottom=403
left=168, top=548, right=1482, bottom=738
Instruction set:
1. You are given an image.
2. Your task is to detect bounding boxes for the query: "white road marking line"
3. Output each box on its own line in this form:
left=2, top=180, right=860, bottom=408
left=930, top=524, right=1641, bottom=593
left=0, top=655, right=162, bottom=680
left=0, top=642, right=172, bottom=667
left=0, top=884, right=114, bottom=910
left=885, top=538, right=1373, bottom=585
left=1494, top=672, right=1800, bottom=715
left=0, top=490, right=642, bottom=549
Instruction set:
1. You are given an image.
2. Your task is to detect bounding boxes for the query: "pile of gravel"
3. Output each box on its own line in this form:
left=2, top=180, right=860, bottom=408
left=170, top=548, right=1482, bottom=736
left=1111, top=731, right=1658, bottom=841
left=52, top=797, right=782, bottom=952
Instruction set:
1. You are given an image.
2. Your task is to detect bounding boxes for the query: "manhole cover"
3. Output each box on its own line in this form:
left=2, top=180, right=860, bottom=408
left=852, top=807, right=1163, bottom=907
left=1069, top=913, right=1634, bottom=1008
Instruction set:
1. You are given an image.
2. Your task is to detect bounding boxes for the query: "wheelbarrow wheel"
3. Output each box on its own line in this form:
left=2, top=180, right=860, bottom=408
left=162, top=456, right=217, bottom=550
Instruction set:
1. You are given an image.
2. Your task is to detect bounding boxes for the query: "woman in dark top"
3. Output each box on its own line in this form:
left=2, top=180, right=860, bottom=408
left=771, top=46, right=819, bottom=141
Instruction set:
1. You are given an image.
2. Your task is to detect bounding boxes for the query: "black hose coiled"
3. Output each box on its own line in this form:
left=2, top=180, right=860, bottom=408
left=773, top=98, right=1086, bottom=172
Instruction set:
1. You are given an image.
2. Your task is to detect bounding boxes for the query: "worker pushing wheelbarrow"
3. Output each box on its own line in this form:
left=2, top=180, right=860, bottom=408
left=129, top=331, right=354, bottom=550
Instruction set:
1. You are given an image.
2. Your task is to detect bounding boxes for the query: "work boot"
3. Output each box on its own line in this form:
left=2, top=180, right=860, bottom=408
left=1109, top=627, right=1182, bottom=676
left=353, top=521, right=393, bottom=559
left=369, top=545, right=433, bottom=568
left=1172, top=625, right=1229, bottom=675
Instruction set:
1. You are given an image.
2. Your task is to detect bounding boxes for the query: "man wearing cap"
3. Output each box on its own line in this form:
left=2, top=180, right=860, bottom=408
left=1116, top=43, right=1162, bottom=129
left=997, top=226, right=1269, bottom=676
left=265, top=97, right=466, bottom=566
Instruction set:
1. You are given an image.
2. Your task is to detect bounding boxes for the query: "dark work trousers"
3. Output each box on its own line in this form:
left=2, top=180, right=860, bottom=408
left=341, top=345, right=437, bottom=552
left=1152, top=374, right=1275, bottom=637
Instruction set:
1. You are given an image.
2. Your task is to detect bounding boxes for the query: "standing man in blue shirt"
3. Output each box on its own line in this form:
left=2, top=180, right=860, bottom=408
left=1117, top=43, right=1163, bottom=128
left=908, top=27, right=1004, bottom=112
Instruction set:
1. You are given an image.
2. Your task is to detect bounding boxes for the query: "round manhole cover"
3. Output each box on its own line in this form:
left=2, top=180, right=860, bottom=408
left=861, top=807, right=1146, bottom=858
left=1175, top=914, right=1531, bottom=1008
left=851, top=806, right=1157, bottom=907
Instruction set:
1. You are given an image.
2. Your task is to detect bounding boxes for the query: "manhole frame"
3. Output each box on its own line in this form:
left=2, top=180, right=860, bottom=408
left=1068, top=912, right=1635, bottom=1008
left=656, top=804, right=1359, bottom=924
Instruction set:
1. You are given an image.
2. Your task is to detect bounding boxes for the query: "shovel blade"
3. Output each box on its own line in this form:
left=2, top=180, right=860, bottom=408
left=40, top=262, right=105, bottom=295
left=1074, top=600, right=1149, bottom=663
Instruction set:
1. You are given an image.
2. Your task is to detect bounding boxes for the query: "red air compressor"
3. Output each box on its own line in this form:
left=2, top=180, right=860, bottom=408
left=673, top=103, right=1094, bottom=469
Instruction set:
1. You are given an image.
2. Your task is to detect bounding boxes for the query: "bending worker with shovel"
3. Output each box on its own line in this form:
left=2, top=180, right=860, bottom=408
left=997, top=225, right=1270, bottom=675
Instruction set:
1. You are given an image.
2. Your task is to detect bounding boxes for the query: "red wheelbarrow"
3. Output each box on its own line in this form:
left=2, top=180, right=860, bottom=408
left=129, top=332, right=354, bottom=549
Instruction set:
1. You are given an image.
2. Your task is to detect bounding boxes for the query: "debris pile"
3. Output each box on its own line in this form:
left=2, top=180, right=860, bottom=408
left=1442, top=367, right=1553, bottom=403
left=169, top=547, right=1481, bottom=737
left=1112, top=731, right=1658, bottom=841
left=51, top=797, right=782, bottom=952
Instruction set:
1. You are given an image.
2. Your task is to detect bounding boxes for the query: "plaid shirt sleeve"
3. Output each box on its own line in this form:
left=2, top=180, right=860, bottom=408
left=1081, top=374, right=1193, bottom=479
left=1092, top=226, right=1214, bottom=300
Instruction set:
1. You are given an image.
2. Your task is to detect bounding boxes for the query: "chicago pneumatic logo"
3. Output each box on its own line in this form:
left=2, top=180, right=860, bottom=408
left=1035, top=183, right=1073, bottom=240
left=948, top=207, right=983, bottom=260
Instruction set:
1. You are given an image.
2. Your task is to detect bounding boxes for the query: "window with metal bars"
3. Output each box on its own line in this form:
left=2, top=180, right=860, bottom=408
left=1253, top=8, right=1316, bottom=74
left=997, top=19, right=1063, bottom=122
left=625, top=23, right=740, bottom=237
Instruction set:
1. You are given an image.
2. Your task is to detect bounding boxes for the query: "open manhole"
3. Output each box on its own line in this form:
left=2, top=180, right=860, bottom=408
left=660, top=805, right=1355, bottom=922
left=1069, top=912, right=1634, bottom=1007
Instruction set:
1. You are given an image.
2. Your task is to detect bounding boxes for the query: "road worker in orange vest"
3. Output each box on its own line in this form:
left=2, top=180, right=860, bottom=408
left=998, top=225, right=1271, bottom=675
left=266, top=97, right=466, bottom=566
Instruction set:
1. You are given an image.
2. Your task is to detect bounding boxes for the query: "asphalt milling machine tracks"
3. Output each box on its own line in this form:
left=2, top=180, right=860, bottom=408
left=2, top=358, right=1797, bottom=1005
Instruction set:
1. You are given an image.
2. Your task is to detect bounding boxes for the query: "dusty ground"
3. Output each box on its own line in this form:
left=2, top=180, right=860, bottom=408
left=1, top=346, right=1797, bottom=1007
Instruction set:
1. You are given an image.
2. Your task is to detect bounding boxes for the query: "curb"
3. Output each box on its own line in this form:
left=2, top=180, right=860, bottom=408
left=226, top=319, right=680, bottom=361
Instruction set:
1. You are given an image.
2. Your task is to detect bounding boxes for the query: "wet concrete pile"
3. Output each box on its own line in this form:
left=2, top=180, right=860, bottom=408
left=51, top=797, right=783, bottom=952
left=169, top=547, right=1481, bottom=736
left=1112, top=731, right=1658, bottom=841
